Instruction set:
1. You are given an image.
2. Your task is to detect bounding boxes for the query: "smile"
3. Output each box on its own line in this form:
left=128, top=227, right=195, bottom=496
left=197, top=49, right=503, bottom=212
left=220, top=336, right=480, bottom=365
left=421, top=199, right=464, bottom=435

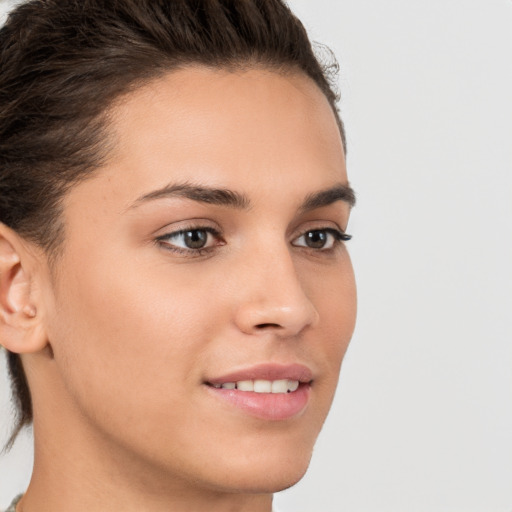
left=205, top=364, right=313, bottom=420
left=210, top=379, right=300, bottom=393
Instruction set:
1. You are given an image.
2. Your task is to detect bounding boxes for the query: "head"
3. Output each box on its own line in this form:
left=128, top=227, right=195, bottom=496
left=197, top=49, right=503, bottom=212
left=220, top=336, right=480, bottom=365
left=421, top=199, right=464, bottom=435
left=0, top=0, right=355, bottom=496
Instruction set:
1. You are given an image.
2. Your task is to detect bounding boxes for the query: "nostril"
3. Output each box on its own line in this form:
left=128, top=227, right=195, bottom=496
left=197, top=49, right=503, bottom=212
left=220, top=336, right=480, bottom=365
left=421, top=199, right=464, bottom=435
left=255, top=323, right=281, bottom=329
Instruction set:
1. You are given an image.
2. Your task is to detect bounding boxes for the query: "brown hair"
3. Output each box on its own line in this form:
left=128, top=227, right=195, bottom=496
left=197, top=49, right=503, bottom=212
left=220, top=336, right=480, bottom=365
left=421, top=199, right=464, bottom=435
left=0, top=0, right=345, bottom=448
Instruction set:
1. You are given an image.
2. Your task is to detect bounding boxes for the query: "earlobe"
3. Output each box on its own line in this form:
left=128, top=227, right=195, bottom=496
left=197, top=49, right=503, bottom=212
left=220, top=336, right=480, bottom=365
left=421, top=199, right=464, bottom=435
left=0, top=223, right=48, bottom=354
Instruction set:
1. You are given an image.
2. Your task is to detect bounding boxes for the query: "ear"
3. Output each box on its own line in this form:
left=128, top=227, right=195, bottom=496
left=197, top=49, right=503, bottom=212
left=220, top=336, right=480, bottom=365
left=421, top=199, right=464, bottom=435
left=0, top=223, right=48, bottom=354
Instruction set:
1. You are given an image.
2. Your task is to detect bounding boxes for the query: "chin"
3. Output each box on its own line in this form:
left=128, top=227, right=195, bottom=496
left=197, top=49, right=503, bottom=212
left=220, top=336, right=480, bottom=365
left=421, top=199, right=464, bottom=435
left=246, top=464, right=310, bottom=494
left=209, top=461, right=311, bottom=495
left=195, top=441, right=315, bottom=495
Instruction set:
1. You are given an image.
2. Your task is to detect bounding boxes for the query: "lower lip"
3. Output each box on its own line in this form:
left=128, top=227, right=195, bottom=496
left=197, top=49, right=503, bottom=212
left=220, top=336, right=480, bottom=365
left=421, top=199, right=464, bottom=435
left=205, top=384, right=311, bottom=421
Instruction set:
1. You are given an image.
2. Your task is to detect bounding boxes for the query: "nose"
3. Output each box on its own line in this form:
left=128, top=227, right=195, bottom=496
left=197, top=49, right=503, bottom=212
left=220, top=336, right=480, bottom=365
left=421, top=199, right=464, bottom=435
left=233, top=245, right=319, bottom=338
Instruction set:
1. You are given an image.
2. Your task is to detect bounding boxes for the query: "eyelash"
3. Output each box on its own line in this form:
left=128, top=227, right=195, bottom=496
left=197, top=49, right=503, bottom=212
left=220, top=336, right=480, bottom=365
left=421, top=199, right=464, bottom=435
left=155, top=226, right=352, bottom=257
left=155, top=226, right=222, bottom=256
left=293, top=228, right=352, bottom=250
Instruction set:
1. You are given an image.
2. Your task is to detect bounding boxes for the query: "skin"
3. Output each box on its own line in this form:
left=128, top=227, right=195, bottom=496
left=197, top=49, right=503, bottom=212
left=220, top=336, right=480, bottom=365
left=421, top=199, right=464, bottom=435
left=0, top=67, right=356, bottom=512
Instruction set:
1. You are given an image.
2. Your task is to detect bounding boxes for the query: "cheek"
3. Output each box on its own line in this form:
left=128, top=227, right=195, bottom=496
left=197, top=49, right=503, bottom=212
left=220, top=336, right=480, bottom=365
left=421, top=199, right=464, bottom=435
left=46, top=249, right=221, bottom=432
left=326, top=266, right=357, bottom=356
left=307, top=253, right=357, bottom=346
left=307, top=255, right=356, bottom=400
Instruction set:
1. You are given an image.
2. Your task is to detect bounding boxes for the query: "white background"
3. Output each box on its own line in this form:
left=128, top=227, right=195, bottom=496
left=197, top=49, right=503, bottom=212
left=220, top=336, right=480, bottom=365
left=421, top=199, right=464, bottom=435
left=1, top=1, right=511, bottom=511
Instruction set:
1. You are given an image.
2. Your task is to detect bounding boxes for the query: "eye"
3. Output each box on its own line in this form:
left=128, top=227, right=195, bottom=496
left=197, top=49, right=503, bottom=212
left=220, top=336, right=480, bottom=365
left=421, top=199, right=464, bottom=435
left=292, top=228, right=351, bottom=250
left=156, top=227, right=221, bottom=253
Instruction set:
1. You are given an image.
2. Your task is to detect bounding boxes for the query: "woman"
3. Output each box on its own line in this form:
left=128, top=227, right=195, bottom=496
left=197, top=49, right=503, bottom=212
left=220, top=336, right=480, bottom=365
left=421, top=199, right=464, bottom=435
left=0, top=1, right=356, bottom=511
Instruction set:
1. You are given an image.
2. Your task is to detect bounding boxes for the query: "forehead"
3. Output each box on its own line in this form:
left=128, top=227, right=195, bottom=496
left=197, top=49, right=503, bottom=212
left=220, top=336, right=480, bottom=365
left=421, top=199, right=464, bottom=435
left=66, top=67, right=348, bottom=215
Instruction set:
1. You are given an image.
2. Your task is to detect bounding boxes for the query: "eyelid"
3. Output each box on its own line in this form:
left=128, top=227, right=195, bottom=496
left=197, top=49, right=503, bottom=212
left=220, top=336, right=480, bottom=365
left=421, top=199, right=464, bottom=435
left=291, top=227, right=351, bottom=248
left=154, top=224, right=224, bottom=256
left=293, top=225, right=351, bottom=239
left=152, top=218, right=221, bottom=237
left=290, top=217, right=350, bottom=238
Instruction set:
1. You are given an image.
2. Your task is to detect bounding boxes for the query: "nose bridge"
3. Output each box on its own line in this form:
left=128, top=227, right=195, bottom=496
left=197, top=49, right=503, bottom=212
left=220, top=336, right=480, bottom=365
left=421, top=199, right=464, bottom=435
left=234, top=237, right=319, bottom=336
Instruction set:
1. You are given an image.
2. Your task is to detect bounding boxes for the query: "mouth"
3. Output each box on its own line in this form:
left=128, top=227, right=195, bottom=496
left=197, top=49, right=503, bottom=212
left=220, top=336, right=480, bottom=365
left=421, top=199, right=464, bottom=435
left=207, top=379, right=302, bottom=393
left=204, top=364, right=313, bottom=421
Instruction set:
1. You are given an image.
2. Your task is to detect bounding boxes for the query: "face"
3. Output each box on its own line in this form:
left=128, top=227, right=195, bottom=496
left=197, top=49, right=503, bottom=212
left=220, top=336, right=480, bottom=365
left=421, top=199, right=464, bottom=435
left=39, top=67, right=356, bottom=494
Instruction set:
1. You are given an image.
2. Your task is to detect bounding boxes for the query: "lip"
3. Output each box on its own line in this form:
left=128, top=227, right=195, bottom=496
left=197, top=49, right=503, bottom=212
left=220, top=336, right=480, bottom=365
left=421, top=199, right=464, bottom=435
left=204, top=363, right=313, bottom=421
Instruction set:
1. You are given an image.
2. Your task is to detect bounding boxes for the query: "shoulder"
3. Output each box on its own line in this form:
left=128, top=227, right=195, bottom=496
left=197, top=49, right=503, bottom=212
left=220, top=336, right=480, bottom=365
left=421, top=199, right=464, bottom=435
left=3, top=494, right=23, bottom=512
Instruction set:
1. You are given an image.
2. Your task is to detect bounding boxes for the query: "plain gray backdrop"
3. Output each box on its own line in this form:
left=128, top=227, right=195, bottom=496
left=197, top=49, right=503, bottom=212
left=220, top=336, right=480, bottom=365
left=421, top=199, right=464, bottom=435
left=1, top=1, right=512, bottom=511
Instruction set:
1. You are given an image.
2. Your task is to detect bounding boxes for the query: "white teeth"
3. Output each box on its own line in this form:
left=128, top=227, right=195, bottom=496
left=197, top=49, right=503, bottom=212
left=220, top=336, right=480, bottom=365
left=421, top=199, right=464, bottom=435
left=271, top=379, right=288, bottom=393
left=254, top=380, right=272, bottom=393
left=287, top=380, right=299, bottom=392
left=237, top=380, right=254, bottom=392
left=213, top=379, right=301, bottom=393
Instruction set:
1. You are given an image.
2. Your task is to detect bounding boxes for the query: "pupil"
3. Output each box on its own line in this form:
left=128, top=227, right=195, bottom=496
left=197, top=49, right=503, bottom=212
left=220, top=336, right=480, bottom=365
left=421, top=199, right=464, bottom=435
left=184, top=230, right=207, bottom=249
left=306, top=230, right=327, bottom=248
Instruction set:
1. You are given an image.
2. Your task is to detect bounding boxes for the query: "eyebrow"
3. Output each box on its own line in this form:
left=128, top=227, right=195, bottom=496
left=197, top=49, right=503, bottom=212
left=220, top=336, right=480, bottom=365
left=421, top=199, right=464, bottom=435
left=300, top=184, right=356, bottom=211
left=130, top=182, right=355, bottom=211
left=131, top=182, right=250, bottom=209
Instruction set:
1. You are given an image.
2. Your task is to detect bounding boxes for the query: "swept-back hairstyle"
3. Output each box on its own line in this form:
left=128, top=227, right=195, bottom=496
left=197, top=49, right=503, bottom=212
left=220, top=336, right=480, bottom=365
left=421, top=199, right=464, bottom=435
left=0, top=0, right=345, bottom=448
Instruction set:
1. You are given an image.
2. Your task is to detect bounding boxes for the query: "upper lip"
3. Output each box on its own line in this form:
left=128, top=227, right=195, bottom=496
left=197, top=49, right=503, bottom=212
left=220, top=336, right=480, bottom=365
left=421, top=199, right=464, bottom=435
left=206, top=363, right=314, bottom=385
